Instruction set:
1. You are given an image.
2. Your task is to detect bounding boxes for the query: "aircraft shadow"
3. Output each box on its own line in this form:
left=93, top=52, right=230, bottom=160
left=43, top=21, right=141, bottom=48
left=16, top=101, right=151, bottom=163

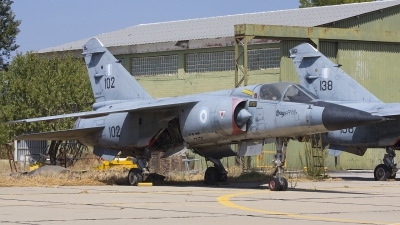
left=149, top=180, right=383, bottom=195
left=337, top=176, right=376, bottom=181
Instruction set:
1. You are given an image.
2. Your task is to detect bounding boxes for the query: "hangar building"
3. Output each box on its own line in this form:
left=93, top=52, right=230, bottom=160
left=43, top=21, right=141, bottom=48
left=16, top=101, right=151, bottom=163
left=39, top=0, right=400, bottom=170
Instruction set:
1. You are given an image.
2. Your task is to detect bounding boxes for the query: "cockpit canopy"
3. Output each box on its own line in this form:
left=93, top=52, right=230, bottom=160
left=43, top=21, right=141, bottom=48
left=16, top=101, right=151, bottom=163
left=259, top=82, right=318, bottom=103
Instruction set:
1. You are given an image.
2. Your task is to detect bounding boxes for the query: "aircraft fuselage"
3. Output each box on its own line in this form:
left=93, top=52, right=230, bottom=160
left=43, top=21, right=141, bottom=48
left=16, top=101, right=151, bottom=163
left=75, top=84, right=382, bottom=155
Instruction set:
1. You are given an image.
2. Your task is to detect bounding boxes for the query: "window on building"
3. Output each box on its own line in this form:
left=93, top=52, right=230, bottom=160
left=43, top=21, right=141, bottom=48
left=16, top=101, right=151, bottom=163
left=248, top=48, right=280, bottom=70
left=131, top=55, right=178, bottom=76
left=186, top=51, right=234, bottom=73
left=185, top=48, right=280, bottom=74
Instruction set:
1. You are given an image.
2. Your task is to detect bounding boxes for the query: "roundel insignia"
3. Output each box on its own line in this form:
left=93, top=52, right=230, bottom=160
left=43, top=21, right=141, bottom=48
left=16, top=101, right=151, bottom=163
left=199, top=107, right=209, bottom=126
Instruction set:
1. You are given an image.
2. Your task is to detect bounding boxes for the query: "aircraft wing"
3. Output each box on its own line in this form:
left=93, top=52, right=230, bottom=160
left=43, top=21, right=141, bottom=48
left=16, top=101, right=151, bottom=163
left=15, top=126, right=104, bottom=140
left=367, top=103, right=400, bottom=118
left=370, top=108, right=400, bottom=117
left=7, top=99, right=197, bottom=124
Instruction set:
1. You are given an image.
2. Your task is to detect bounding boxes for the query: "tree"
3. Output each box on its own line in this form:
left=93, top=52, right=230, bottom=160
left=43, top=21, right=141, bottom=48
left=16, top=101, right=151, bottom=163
left=299, top=0, right=375, bottom=8
left=0, top=52, right=94, bottom=147
left=0, top=0, right=20, bottom=69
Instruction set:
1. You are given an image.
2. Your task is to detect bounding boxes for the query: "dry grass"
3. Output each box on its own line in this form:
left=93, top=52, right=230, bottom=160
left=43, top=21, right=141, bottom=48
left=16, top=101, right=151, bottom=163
left=0, top=153, right=131, bottom=187
left=0, top=158, right=114, bottom=186
left=0, top=156, right=318, bottom=187
left=0, top=171, right=105, bottom=187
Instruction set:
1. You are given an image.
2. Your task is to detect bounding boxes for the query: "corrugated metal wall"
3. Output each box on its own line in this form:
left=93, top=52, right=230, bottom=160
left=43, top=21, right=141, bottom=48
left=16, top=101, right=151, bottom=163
left=320, top=41, right=338, bottom=63
left=338, top=42, right=400, bottom=103
left=15, top=140, right=47, bottom=163
left=322, top=5, right=400, bottom=32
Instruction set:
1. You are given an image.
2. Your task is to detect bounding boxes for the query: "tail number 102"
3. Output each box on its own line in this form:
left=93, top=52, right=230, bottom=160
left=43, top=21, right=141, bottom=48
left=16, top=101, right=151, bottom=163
left=105, top=77, right=115, bottom=89
left=320, top=80, right=333, bottom=91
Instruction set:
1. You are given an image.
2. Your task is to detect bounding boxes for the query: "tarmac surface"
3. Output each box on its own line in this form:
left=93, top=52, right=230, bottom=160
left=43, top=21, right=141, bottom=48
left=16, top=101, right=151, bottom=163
left=1, top=170, right=400, bottom=225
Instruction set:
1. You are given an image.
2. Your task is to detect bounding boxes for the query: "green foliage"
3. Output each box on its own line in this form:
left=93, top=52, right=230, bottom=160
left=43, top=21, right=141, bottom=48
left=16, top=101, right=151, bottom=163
left=0, top=0, right=20, bottom=68
left=0, top=52, right=94, bottom=146
left=299, top=0, right=374, bottom=8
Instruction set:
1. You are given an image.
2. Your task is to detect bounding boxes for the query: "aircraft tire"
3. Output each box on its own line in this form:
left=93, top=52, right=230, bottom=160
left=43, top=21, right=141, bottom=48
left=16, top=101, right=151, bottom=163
left=204, top=167, right=220, bottom=185
left=279, top=177, right=288, bottom=191
left=220, top=175, right=227, bottom=183
left=269, top=178, right=281, bottom=191
left=374, top=164, right=390, bottom=181
left=128, top=168, right=143, bottom=186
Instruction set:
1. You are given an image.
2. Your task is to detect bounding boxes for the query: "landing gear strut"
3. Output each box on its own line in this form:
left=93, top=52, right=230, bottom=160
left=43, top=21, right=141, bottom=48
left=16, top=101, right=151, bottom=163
left=127, top=157, right=152, bottom=186
left=204, top=157, right=228, bottom=185
left=374, top=147, right=398, bottom=181
left=270, top=138, right=288, bottom=191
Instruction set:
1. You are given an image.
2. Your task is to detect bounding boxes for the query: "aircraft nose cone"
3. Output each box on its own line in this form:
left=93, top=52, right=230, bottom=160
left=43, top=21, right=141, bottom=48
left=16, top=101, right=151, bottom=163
left=315, top=102, right=383, bottom=131
left=235, top=108, right=252, bottom=128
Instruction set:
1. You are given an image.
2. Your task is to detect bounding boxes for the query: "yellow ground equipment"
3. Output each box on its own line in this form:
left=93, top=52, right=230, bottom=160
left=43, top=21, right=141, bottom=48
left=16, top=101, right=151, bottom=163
left=95, top=156, right=138, bottom=170
left=29, top=161, right=47, bottom=171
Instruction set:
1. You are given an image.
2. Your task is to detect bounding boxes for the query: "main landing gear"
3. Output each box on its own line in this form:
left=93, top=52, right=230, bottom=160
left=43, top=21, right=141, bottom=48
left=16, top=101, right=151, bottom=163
left=374, top=147, right=398, bottom=181
left=128, top=158, right=155, bottom=186
left=204, top=157, right=228, bottom=185
left=269, top=138, right=288, bottom=191
left=128, top=168, right=143, bottom=186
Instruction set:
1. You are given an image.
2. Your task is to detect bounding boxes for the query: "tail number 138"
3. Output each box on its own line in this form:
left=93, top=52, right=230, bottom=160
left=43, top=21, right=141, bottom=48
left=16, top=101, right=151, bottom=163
left=320, top=80, right=333, bottom=91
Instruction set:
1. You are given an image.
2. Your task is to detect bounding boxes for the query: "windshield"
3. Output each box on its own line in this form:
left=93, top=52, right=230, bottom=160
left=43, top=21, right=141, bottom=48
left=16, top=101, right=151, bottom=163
left=258, top=82, right=317, bottom=103
left=283, top=85, right=314, bottom=103
left=296, top=85, right=319, bottom=99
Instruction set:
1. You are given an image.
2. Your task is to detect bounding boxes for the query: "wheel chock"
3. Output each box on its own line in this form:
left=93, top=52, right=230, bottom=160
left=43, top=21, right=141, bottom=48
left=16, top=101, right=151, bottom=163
left=138, top=182, right=153, bottom=186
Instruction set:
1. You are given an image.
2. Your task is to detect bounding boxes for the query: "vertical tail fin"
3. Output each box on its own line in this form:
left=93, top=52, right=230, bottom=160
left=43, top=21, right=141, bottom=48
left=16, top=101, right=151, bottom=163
left=82, top=38, right=153, bottom=109
left=290, top=43, right=381, bottom=103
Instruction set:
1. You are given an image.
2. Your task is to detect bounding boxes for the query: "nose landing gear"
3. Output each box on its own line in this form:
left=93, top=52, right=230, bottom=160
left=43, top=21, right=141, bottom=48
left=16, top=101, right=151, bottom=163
left=270, top=138, right=288, bottom=191
left=204, top=157, right=228, bottom=185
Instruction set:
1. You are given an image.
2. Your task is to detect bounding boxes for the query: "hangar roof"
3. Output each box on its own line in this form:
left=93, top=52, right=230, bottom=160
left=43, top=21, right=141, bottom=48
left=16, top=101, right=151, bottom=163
left=38, top=0, right=400, bottom=53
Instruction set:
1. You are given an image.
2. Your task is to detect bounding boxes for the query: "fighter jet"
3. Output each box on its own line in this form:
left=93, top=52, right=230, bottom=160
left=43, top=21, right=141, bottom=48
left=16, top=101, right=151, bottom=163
left=8, top=38, right=384, bottom=191
left=290, top=42, right=400, bottom=181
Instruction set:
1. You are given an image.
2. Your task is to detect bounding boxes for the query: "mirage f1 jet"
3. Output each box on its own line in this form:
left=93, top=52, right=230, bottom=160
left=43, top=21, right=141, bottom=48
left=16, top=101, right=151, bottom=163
left=8, top=38, right=384, bottom=191
left=290, top=42, right=400, bottom=181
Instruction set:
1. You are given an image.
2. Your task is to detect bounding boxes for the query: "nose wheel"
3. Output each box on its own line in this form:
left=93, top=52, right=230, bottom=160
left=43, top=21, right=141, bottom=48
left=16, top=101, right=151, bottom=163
left=204, top=167, right=220, bottom=185
left=204, top=157, right=228, bottom=185
left=270, top=138, right=289, bottom=191
left=269, top=177, right=288, bottom=191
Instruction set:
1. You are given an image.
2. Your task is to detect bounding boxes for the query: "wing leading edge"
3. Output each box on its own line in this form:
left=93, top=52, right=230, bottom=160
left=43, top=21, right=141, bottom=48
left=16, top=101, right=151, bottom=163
left=7, top=99, right=198, bottom=124
left=370, top=106, right=400, bottom=117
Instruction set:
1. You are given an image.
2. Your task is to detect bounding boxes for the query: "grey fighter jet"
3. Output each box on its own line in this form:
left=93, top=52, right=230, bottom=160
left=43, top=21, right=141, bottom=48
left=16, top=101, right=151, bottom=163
left=8, top=38, right=383, bottom=190
left=290, top=42, right=400, bottom=181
